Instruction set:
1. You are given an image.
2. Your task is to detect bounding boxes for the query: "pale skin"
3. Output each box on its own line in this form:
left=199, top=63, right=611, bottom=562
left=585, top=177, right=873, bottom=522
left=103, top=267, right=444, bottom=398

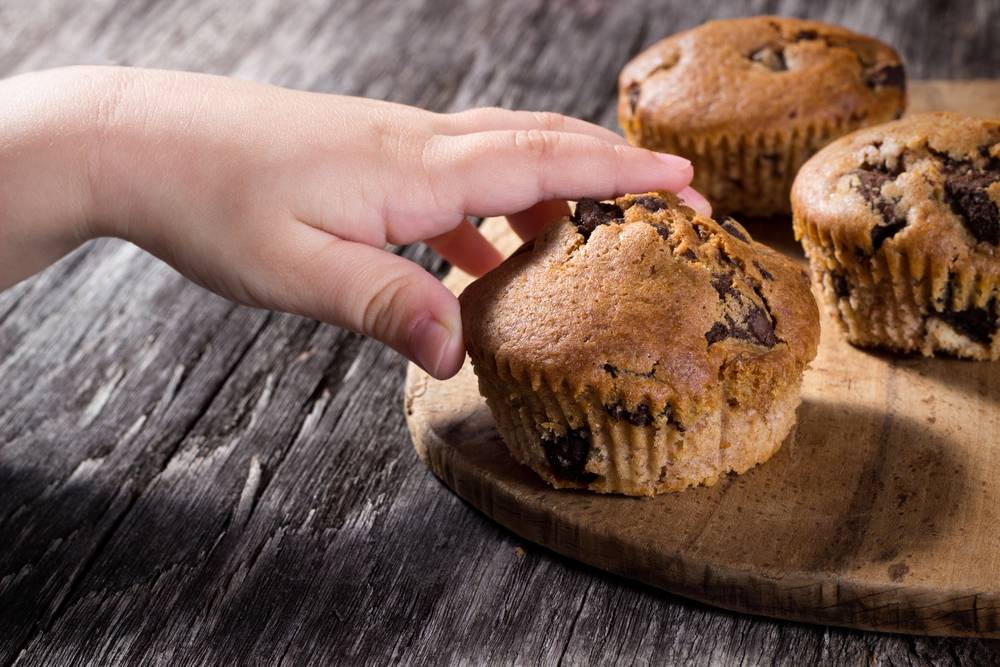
left=0, top=66, right=708, bottom=380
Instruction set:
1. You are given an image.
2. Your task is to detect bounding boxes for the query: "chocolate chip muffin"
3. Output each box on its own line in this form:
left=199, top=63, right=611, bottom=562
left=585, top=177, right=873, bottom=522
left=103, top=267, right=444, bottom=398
left=793, top=112, right=1000, bottom=359
left=618, top=16, right=906, bottom=217
left=460, top=191, right=820, bottom=496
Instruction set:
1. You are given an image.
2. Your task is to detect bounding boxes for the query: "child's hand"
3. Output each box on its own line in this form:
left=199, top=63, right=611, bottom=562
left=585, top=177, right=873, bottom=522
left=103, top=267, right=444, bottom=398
left=0, top=67, right=706, bottom=379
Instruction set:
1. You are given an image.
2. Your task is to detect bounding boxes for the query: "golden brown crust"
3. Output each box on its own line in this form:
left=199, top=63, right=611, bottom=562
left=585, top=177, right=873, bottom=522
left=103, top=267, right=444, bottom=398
left=792, top=112, right=1000, bottom=359
left=460, top=191, right=820, bottom=495
left=618, top=16, right=906, bottom=216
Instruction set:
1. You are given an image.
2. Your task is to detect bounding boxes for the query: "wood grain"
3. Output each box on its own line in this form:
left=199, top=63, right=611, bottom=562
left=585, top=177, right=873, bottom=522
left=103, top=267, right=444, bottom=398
left=405, top=80, right=1000, bottom=637
left=3, top=0, right=1000, bottom=664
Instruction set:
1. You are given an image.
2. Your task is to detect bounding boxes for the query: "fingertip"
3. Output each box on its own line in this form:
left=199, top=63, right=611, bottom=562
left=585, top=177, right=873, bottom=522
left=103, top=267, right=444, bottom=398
left=678, top=186, right=712, bottom=217
left=650, top=152, right=692, bottom=171
left=408, top=310, right=466, bottom=380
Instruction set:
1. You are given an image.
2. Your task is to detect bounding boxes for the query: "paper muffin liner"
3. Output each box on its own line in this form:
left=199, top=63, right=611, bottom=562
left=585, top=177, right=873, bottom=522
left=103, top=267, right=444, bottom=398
left=624, top=116, right=884, bottom=218
left=797, top=218, right=1000, bottom=360
left=473, top=355, right=803, bottom=496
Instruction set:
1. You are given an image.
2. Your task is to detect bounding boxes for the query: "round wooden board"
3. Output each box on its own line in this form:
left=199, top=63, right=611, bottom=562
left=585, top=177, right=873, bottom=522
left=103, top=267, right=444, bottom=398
left=404, top=81, right=1000, bottom=637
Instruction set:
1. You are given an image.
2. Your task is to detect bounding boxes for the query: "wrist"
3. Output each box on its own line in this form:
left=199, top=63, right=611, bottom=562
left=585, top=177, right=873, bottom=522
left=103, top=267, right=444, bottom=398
left=0, top=66, right=103, bottom=288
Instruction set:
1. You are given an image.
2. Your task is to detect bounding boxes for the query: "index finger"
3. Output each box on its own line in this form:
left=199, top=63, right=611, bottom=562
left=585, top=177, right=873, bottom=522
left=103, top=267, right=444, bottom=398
left=418, top=130, right=694, bottom=224
left=433, top=107, right=631, bottom=147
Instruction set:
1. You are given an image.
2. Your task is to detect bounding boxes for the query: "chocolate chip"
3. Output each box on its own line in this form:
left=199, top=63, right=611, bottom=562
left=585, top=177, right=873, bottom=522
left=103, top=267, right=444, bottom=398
left=751, top=47, right=787, bottom=72
left=745, top=305, right=778, bottom=347
left=651, top=223, right=671, bottom=240
left=707, top=272, right=777, bottom=348
left=626, top=83, right=641, bottom=114
left=572, top=198, right=624, bottom=239
left=602, top=363, right=654, bottom=380
left=831, top=272, right=851, bottom=298
left=928, top=148, right=969, bottom=175
left=945, top=170, right=1000, bottom=245
left=795, top=29, right=819, bottom=41
left=976, top=145, right=1000, bottom=169
left=705, top=322, right=730, bottom=345
left=713, top=215, right=749, bottom=243
left=934, top=301, right=999, bottom=344
left=851, top=169, right=907, bottom=251
left=711, top=272, right=741, bottom=301
left=606, top=401, right=654, bottom=427
left=753, top=261, right=774, bottom=281
left=870, top=218, right=908, bottom=252
left=631, top=195, right=670, bottom=212
left=854, top=168, right=890, bottom=193
left=861, top=154, right=905, bottom=178
left=542, top=429, right=596, bottom=484
left=864, top=63, right=906, bottom=92
left=704, top=308, right=777, bottom=348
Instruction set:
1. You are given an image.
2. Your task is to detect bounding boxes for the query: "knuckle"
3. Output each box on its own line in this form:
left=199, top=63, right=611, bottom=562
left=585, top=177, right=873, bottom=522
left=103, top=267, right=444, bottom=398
left=514, top=129, right=560, bottom=160
left=362, top=273, right=412, bottom=342
left=530, top=110, right=566, bottom=132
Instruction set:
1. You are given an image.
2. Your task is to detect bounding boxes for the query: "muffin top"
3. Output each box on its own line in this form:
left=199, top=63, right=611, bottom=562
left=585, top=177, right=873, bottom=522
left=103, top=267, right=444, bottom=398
left=460, top=191, right=820, bottom=427
left=619, top=16, right=905, bottom=140
left=792, top=112, right=1000, bottom=280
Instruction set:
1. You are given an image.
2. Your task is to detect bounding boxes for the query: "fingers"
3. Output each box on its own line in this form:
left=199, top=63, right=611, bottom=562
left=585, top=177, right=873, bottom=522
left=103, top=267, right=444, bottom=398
left=504, top=199, right=572, bottom=242
left=435, top=107, right=630, bottom=146
left=416, top=129, right=693, bottom=227
left=678, top=186, right=712, bottom=217
left=253, top=223, right=466, bottom=380
left=422, top=217, right=504, bottom=277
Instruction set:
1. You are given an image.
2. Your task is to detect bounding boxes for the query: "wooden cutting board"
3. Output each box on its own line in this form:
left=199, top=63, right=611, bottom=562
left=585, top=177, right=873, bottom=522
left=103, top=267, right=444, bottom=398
left=404, top=80, right=1000, bottom=637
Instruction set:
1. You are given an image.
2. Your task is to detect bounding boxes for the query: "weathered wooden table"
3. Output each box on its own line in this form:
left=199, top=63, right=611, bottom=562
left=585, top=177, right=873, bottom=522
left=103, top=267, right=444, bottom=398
left=3, top=1, right=1000, bottom=665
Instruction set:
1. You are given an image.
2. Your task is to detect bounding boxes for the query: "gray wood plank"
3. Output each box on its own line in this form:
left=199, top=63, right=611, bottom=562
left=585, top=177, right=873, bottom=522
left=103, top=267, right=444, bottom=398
left=2, top=0, right=1000, bottom=665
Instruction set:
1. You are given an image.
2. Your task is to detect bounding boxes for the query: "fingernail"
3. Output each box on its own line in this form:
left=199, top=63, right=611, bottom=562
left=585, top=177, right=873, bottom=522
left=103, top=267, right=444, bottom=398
left=411, top=317, right=462, bottom=379
left=651, top=152, right=692, bottom=170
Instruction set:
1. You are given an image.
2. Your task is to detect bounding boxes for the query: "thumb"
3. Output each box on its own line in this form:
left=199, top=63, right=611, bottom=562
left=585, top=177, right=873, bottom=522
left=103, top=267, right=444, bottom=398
left=252, top=223, right=466, bottom=380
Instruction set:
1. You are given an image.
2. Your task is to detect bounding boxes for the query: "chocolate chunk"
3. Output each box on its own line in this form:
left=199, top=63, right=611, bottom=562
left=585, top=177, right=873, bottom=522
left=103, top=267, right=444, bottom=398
left=934, top=302, right=999, bottom=344
left=851, top=169, right=907, bottom=251
left=745, top=305, right=778, bottom=346
left=626, top=83, right=641, bottom=113
left=976, top=145, right=1000, bottom=169
left=795, top=29, right=819, bottom=41
left=651, top=223, right=671, bottom=240
left=572, top=198, right=624, bottom=239
left=751, top=47, right=787, bottom=72
left=945, top=170, right=1000, bottom=245
left=753, top=261, right=774, bottom=281
left=631, top=195, right=670, bottom=212
left=854, top=169, right=889, bottom=196
left=705, top=322, right=730, bottom=345
left=704, top=308, right=777, bottom=348
left=870, top=217, right=908, bottom=251
left=542, top=429, right=596, bottom=484
left=713, top=215, right=749, bottom=243
left=831, top=272, right=851, bottom=298
left=707, top=272, right=777, bottom=348
left=601, top=363, right=654, bottom=380
left=606, top=401, right=654, bottom=427
left=927, top=147, right=971, bottom=175
left=860, top=155, right=905, bottom=178
left=711, top=272, right=742, bottom=301
left=864, top=63, right=906, bottom=92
